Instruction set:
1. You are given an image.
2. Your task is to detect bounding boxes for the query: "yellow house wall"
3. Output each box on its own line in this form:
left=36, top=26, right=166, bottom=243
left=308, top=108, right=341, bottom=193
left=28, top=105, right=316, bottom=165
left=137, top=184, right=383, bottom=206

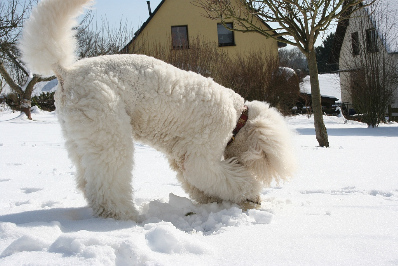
left=128, top=0, right=279, bottom=58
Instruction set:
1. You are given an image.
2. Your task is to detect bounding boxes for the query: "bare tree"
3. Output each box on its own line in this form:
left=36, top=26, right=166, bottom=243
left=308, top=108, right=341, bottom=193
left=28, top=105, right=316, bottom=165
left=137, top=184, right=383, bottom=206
left=0, top=2, right=133, bottom=119
left=77, top=12, right=134, bottom=58
left=0, top=0, right=56, bottom=119
left=194, top=0, right=375, bottom=147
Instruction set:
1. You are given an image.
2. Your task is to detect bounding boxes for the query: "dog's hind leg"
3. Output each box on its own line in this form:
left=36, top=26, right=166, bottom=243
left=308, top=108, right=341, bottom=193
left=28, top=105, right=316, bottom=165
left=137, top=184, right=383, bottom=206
left=57, top=113, right=88, bottom=198
left=61, top=99, right=139, bottom=221
left=65, top=138, right=87, bottom=195
left=182, top=154, right=262, bottom=204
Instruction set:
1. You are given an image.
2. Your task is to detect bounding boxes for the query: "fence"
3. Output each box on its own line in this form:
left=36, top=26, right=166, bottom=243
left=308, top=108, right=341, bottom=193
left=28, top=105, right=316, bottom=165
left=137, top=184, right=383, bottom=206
left=388, top=105, right=398, bottom=122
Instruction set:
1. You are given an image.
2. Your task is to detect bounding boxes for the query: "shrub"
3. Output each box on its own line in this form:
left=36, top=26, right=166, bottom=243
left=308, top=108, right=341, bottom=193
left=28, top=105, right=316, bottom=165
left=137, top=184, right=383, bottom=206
left=31, top=92, right=55, bottom=111
left=5, top=93, right=20, bottom=110
left=214, top=51, right=299, bottom=115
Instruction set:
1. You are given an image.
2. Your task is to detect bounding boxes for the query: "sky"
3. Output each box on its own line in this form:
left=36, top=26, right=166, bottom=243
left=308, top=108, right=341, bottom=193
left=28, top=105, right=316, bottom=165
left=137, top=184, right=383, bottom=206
left=92, top=0, right=163, bottom=33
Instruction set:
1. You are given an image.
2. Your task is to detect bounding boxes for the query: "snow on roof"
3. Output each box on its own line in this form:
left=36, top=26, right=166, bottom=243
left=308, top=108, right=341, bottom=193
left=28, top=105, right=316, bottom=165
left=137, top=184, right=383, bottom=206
left=300, top=73, right=341, bottom=100
left=364, top=0, right=398, bottom=53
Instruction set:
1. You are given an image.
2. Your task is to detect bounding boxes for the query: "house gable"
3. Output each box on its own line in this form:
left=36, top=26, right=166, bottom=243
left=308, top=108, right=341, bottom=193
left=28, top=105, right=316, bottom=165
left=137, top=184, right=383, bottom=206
left=122, top=0, right=284, bottom=58
left=131, top=0, right=166, bottom=43
left=364, top=0, right=398, bottom=53
left=332, top=0, right=398, bottom=61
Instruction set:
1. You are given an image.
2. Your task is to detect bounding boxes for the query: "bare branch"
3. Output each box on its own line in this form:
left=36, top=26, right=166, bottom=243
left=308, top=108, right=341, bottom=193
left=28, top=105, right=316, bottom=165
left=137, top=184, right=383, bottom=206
left=0, top=61, right=23, bottom=95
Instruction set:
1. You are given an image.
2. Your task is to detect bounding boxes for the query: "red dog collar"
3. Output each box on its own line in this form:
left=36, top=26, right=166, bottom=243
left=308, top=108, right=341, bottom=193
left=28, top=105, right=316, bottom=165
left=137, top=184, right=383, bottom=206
left=227, top=105, right=248, bottom=146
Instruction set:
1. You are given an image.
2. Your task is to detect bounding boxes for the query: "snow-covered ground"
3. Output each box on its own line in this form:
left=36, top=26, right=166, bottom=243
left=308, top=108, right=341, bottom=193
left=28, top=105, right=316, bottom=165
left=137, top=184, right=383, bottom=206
left=1, top=105, right=398, bottom=265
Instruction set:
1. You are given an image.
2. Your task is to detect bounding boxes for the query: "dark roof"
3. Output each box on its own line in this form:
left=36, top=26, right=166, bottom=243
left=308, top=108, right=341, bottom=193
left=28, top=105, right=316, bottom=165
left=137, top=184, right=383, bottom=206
left=257, top=22, right=288, bottom=48
left=329, top=3, right=353, bottom=64
left=329, top=18, right=349, bottom=64
left=121, top=0, right=287, bottom=53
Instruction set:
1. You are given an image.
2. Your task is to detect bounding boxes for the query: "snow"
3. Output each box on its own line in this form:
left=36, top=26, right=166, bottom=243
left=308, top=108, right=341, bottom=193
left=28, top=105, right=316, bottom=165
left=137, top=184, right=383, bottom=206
left=1, top=104, right=398, bottom=265
left=300, top=73, right=341, bottom=100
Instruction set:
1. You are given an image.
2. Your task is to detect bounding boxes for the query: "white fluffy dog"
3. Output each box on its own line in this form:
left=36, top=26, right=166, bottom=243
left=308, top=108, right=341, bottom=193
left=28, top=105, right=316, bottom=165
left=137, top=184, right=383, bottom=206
left=19, top=0, right=296, bottom=221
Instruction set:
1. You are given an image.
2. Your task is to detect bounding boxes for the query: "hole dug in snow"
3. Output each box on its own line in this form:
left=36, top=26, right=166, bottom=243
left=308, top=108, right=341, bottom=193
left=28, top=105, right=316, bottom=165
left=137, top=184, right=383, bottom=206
left=140, top=193, right=273, bottom=234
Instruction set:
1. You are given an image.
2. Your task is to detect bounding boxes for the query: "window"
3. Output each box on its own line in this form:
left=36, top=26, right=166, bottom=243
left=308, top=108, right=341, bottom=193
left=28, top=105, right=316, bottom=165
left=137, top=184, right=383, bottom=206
left=351, top=32, right=360, bottom=56
left=217, top=23, right=235, bottom=47
left=366, top=28, right=378, bottom=53
left=171, top=26, right=189, bottom=49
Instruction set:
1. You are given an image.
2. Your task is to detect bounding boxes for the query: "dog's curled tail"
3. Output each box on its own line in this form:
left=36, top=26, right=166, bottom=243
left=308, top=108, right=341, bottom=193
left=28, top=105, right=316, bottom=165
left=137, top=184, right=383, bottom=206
left=19, top=0, right=94, bottom=76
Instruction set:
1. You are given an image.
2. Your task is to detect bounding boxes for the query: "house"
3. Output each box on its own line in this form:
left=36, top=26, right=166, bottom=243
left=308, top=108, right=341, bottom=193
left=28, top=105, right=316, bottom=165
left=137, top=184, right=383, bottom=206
left=332, top=0, right=398, bottom=114
left=121, top=0, right=286, bottom=59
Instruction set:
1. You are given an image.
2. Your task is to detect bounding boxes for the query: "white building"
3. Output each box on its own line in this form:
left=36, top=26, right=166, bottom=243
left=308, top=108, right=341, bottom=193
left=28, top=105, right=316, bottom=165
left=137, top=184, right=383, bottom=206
left=333, top=0, right=398, bottom=114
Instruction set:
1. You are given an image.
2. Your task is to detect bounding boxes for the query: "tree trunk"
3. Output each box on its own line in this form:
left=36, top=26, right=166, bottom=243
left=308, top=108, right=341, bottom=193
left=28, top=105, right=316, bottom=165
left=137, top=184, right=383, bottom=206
left=308, top=48, right=329, bottom=147
left=20, top=99, right=32, bottom=120
left=20, top=76, right=39, bottom=120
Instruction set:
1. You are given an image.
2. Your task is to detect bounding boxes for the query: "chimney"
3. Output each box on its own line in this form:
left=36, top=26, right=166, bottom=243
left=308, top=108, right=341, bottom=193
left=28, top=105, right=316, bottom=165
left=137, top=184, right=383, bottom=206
left=146, top=1, right=152, bottom=16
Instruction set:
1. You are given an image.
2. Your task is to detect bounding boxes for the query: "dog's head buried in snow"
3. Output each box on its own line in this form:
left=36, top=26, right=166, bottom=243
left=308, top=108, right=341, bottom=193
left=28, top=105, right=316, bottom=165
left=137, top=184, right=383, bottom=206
left=19, top=0, right=296, bottom=221
left=224, top=101, right=296, bottom=189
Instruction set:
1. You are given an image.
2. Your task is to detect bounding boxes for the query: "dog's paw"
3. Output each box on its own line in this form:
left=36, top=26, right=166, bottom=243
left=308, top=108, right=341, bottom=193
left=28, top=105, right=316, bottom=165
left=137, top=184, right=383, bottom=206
left=92, top=204, right=141, bottom=222
left=239, top=195, right=261, bottom=210
left=247, top=195, right=261, bottom=205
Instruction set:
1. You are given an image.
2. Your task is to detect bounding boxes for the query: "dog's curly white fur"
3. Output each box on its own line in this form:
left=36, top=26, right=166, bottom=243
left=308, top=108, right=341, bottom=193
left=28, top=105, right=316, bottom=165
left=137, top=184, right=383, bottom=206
left=20, top=0, right=296, bottom=221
